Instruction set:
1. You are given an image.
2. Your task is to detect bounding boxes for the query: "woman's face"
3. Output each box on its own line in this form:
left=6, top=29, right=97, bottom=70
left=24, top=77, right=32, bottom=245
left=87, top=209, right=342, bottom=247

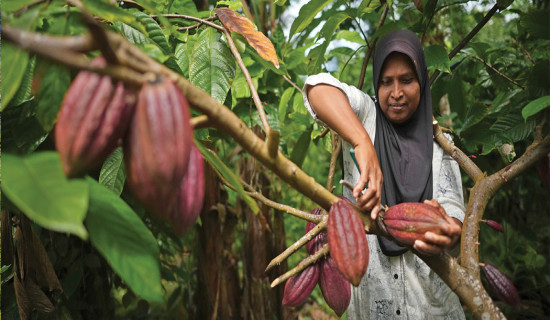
left=377, top=52, right=421, bottom=124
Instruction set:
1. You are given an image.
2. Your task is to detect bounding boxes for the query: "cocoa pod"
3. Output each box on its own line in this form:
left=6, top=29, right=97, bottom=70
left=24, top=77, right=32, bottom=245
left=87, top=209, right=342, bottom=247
left=319, top=256, right=351, bottom=317
left=305, top=208, right=327, bottom=254
left=484, top=220, right=504, bottom=233
left=55, top=56, right=136, bottom=177
left=481, top=263, right=520, bottom=308
left=380, top=202, right=447, bottom=246
left=167, top=143, right=205, bottom=235
left=282, top=259, right=320, bottom=307
left=536, top=152, right=550, bottom=186
left=124, top=76, right=193, bottom=214
left=327, top=197, right=369, bottom=287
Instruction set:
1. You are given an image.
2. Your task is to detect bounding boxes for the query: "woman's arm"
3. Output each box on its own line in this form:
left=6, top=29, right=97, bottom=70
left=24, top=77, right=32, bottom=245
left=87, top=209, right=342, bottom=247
left=306, top=84, right=383, bottom=219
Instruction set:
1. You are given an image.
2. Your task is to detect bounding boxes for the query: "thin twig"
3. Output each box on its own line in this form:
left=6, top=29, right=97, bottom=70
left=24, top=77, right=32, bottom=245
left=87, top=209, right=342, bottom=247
left=191, top=115, right=211, bottom=129
left=220, top=27, right=271, bottom=134
left=152, top=14, right=224, bottom=31
left=470, top=55, right=525, bottom=90
left=265, top=216, right=327, bottom=272
left=282, top=75, right=302, bottom=93
left=358, top=3, right=388, bottom=90
left=318, top=127, right=330, bottom=139
left=270, top=244, right=329, bottom=288
left=430, top=4, right=498, bottom=84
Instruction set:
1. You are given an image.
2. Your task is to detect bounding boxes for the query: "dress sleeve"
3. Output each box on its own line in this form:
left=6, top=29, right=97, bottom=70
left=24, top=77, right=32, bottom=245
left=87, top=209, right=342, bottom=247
left=435, top=148, right=466, bottom=223
left=302, top=73, right=376, bottom=134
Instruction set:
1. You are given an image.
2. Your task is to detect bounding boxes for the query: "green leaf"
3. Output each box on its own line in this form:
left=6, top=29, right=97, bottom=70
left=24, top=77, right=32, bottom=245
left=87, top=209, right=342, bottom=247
left=85, top=178, right=163, bottom=303
left=461, top=102, right=490, bottom=132
left=1, top=101, right=48, bottom=154
left=279, top=87, right=295, bottom=122
left=217, top=0, right=243, bottom=11
left=112, top=21, right=153, bottom=45
left=307, top=12, right=350, bottom=74
left=290, top=0, right=333, bottom=37
left=335, top=30, right=365, bottom=44
left=1, top=152, right=89, bottom=239
left=35, top=65, right=71, bottom=131
left=358, top=0, right=382, bottom=14
left=522, top=95, right=550, bottom=120
left=175, top=42, right=190, bottom=77
left=290, top=127, right=313, bottom=168
left=307, top=44, right=328, bottom=75
left=81, top=0, right=138, bottom=26
left=189, top=28, right=236, bottom=103
left=99, top=148, right=126, bottom=196
left=133, top=10, right=172, bottom=55
left=194, top=139, right=259, bottom=214
left=1, top=42, right=30, bottom=110
left=424, top=45, right=450, bottom=74
left=11, top=56, right=36, bottom=107
left=519, top=9, right=550, bottom=40
left=2, top=0, right=37, bottom=12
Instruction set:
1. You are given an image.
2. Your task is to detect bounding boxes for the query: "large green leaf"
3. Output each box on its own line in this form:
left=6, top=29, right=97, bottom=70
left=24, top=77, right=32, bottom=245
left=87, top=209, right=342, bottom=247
left=194, top=139, right=259, bottom=214
left=112, top=21, right=153, bottom=45
left=81, top=0, right=138, bottom=26
left=279, top=87, right=295, bottom=122
left=424, top=45, right=451, bottom=74
left=1, top=152, right=89, bottom=239
left=2, top=101, right=48, bottom=154
left=290, top=127, right=313, bottom=168
left=2, top=0, right=36, bottom=12
left=133, top=10, right=172, bottom=55
left=522, top=95, right=550, bottom=120
left=307, top=12, right=350, bottom=75
left=1, top=42, right=30, bottom=110
left=289, top=0, right=333, bottom=37
left=491, top=113, right=536, bottom=143
left=152, top=0, right=198, bottom=14
left=99, top=148, right=126, bottom=196
left=189, top=28, right=236, bottom=103
left=85, top=178, right=163, bottom=303
left=461, top=102, right=489, bottom=132
left=35, top=65, right=71, bottom=132
left=11, top=56, right=36, bottom=107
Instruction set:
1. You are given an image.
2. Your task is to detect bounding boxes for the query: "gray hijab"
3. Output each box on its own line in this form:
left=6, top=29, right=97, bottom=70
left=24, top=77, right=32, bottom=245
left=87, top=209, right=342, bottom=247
left=372, top=30, right=434, bottom=256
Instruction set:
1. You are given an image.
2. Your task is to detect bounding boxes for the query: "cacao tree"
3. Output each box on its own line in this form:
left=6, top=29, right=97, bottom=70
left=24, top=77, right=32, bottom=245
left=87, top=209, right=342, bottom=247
left=1, top=0, right=549, bottom=319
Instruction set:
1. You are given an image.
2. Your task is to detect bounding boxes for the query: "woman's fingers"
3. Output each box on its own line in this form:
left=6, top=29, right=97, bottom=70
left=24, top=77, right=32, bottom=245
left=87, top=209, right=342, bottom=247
left=413, top=240, right=442, bottom=255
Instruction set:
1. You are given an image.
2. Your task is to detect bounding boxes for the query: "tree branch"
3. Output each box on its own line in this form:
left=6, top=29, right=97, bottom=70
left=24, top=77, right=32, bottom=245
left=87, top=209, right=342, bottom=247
left=470, top=55, right=525, bottom=90
left=326, top=131, right=342, bottom=192
left=270, top=244, right=329, bottom=288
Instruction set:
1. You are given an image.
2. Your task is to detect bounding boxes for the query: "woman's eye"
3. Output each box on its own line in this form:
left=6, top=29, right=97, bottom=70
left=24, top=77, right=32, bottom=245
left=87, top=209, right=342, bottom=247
left=381, top=80, right=391, bottom=86
left=402, top=78, right=413, bottom=84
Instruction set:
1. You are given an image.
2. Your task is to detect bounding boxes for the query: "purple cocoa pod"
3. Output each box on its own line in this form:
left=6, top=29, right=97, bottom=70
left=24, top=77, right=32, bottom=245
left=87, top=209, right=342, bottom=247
left=282, top=259, right=320, bottom=307
left=305, top=208, right=327, bottom=254
left=55, top=56, right=136, bottom=177
left=481, top=263, right=521, bottom=309
left=319, top=256, right=351, bottom=317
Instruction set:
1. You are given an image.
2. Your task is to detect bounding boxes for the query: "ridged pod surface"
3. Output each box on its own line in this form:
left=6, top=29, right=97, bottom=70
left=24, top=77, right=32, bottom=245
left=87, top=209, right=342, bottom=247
left=481, top=263, right=520, bottom=308
left=305, top=208, right=327, bottom=254
left=327, top=197, right=369, bottom=287
left=124, top=76, right=193, bottom=214
left=381, top=202, right=447, bottom=246
left=319, top=256, right=351, bottom=317
left=282, top=259, right=320, bottom=307
left=55, top=56, right=136, bottom=177
left=168, top=144, right=205, bottom=235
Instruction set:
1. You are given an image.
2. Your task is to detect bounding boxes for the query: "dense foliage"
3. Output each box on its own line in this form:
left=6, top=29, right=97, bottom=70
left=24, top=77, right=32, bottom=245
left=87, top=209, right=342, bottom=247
left=1, top=0, right=549, bottom=319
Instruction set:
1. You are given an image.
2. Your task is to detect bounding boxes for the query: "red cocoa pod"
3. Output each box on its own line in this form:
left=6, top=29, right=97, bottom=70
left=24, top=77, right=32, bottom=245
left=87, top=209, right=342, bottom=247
left=319, top=256, right=351, bottom=317
left=305, top=208, right=327, bottom=254
left=381, top=202, right=447, bottom=247
left=167, top=143, right=205, bottom=235
left=327, top=197, right=369, bottom=287
left=55, top=56, right=136, bottom=177
left=481, top=263, right=520, bottom=309
left=282, top=259, right=320, bottom=307
left=536, top=153, right=550, bottom=185
left=484, top=220, right=504, bottom=233
left=124, top=76, right=193, bottom=214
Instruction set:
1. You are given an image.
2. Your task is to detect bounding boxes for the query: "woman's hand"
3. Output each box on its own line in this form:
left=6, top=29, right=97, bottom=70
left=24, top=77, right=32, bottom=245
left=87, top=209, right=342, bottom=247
left=353, top=143, right=383, bottom=220
left=413, top=199, right=462, bottom=256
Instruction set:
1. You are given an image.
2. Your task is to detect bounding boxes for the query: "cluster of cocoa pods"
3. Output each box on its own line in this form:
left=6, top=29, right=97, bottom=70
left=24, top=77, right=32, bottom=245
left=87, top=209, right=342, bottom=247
left=283, top=208, right=351, bottom=317
left=55, top=56, right=204, bottom=235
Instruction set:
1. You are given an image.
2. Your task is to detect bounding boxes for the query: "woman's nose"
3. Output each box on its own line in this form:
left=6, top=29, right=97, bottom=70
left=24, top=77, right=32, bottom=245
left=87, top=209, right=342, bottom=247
left=390, top=83, right=403, bottom=100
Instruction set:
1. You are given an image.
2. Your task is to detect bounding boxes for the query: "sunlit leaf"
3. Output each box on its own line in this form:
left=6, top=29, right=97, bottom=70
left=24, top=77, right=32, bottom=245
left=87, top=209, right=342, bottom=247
left=215, top=8, right=279, bottom=68
left=86, top=178, right=163, bottom=303
left=290, top=0, right=333, bottom=37
left=522, top=95, right=550, bottom=120
left=1, top=152, right=89, bottom=240
left=189, top=28, right=236, bottom=103
left=308, top=12, right=349, bottom=74
left=99, top=148, right=126, bottom=196
left=358, top=0, right=382, bottom=14
left=279, top=87, right=295, bottom=122
left=194, top=139, right=259, bottom=213
left=1, top=42, right=30, bottom=110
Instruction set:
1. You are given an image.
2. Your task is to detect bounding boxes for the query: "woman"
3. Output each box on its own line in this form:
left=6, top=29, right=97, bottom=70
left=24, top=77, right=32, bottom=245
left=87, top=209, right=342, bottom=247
left=303, top=30, right=466, bottom=319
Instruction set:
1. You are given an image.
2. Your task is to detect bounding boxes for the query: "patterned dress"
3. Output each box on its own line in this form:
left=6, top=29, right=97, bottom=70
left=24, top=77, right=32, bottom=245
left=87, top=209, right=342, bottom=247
left=303, top=73, right=466, bottom=320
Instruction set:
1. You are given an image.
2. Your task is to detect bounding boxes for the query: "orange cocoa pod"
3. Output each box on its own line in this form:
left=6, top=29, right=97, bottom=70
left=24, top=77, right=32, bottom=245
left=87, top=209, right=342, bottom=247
left=282, top=259, right=320, bottom=307
left=381, top=202, right=447, bottom=246
left=305, top=208, right=327, bottom=254
left=55, top=57, right=136, bottom=177
left=327, top=197, right=369, bottom=287
left=167, top=143, right=205, bottom=235
left=124, top=76, right=193, bottom=214
left=319, top=256, right=351, bottom=317
left=481, top=263, right=520, bottom=309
